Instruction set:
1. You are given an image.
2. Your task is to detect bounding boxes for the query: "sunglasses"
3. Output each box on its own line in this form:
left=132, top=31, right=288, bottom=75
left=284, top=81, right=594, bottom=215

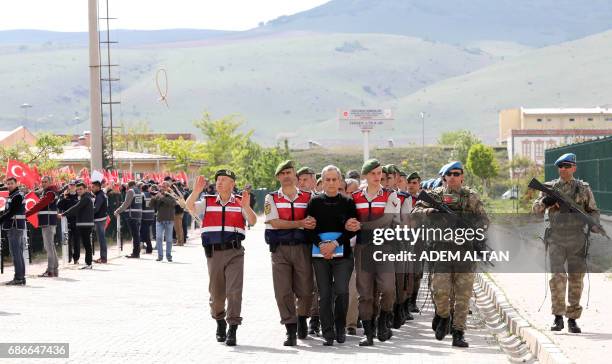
left=445, top=172, right=462, bottom=177
left=558, top=163, right=574, bottom=169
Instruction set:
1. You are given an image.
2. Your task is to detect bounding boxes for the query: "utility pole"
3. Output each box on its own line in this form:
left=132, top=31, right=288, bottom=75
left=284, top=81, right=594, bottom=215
left=88, top=0, right=103, bottom=170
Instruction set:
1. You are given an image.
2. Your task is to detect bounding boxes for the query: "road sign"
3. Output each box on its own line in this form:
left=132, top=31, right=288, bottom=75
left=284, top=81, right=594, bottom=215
left=338, top=108, right=394, bottom=130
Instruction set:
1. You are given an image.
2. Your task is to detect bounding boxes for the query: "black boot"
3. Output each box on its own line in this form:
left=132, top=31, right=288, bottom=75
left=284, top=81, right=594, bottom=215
left=359, top=320, right=374, bottom=346
left=404, top=304, right=414, bottom=321
left=347, top=327, right=357, bottom=335
left=225, top=325, right=238, bottom=346
left=335, top=325, right=346, bottom=343
left=371, top=315, right=378, bottom=337
left=392, top=304, right=403, bottom=329
left=377, top=311, right=392, bottom=342
left=551, top=315, right=564, bottom=331
left=435, top=316, right=450, bottom=340
left=452, top=330, right=469, bottom=348
left=567, top=318, right=581, bottom=333
left=409, top=295, right=420, bottom=313
left=432, top=313, right=441, bottom=331
left=297, top=316, right=308, bottom=339
left=284, top=324, right=297, bottom=346
left=308, top=316, right=320, bottom=336
left=215, top=319, right=227, bottom=342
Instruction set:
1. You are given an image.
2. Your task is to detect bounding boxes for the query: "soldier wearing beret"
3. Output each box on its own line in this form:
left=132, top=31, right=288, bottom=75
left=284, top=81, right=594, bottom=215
left=350, top=159, right=400, bottom=346
left=413, top=161, right=488, bottom=348
left=532, top=153, right=603, bottom=334
left=186, top=169, right=257, bottom=346
left=264, top=160, right=316, bottom=346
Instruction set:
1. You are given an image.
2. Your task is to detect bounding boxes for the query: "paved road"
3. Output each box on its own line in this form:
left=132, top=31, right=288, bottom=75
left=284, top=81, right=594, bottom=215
left=1, top=221, right=511, bottom=363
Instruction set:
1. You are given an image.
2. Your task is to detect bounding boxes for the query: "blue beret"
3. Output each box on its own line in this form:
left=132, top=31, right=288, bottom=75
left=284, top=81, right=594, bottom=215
left=432, top=177, right=443, bottom=188
left=438, top=163, right=450, bottom=176
left=441, top=161, right=463, bottom=175
left=554, top=153, right=576, bottom=166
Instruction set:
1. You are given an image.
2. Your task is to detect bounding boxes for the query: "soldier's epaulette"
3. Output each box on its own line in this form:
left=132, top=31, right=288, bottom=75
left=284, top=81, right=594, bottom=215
left=576, top=179, right=590, bottom=187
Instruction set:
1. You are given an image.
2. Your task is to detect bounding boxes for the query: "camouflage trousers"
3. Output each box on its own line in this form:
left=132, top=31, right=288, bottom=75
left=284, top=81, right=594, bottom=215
left=431, top=272, right=475, bottom=331
left=548, top=232, right=587, bottom=319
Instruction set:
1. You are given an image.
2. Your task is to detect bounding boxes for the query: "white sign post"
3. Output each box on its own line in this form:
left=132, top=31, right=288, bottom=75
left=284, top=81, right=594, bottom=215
left=338, top=109, right=394, bottom=162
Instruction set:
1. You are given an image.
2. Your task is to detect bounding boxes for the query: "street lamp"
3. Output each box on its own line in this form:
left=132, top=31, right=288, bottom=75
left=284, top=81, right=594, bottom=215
left=420, top=112, right=425, bottom=175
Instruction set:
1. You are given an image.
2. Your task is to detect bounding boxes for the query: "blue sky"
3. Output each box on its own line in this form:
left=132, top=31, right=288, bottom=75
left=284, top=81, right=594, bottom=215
left=0, top=0, right=329, bottom=31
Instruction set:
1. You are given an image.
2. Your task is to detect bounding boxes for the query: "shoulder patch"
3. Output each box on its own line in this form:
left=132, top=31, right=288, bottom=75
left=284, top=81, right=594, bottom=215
left=264, top=201, right=272, bottom=215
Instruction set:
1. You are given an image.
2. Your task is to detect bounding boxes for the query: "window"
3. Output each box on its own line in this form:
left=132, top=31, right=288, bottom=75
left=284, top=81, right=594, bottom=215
left=569, top=118, right=575, bottom=122
left=522, top=140, right=532, bottom=157
left=537, top=118, right=543, bottom=122
left=606, top=117, right=612, bottom=121
left=588, top=117, right=593, bottom=121
left=534, top=141, right=544, bottom=158
left=547, top=140, right=557, bottom=148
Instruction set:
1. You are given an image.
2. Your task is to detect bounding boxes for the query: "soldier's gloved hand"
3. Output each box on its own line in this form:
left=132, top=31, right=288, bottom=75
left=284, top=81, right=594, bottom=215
left=542, top=196, right=556, bottom=207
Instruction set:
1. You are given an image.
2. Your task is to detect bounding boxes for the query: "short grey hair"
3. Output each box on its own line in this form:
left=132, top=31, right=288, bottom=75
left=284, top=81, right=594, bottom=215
left=345, top=178, right=359, bottom=189
left=321, top=165, right=342, bottom=180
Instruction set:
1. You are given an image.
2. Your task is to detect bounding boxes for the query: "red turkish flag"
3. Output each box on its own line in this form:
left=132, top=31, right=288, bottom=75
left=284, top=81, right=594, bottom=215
left=24, top=191, right=40, bottom=228
left=0, top=190, right=8, bottom=211
left=5, top=160, right=40, bottom=189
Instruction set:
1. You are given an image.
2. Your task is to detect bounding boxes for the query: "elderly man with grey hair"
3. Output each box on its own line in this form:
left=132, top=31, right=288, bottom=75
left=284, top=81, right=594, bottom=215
left=306, top=165, right=359, bottom=346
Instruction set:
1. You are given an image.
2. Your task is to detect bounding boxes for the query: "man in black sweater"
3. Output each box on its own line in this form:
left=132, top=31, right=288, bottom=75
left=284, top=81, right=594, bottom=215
left=306, top=165, right=359, bottom=346
left=57, top=180, right=79, bottom=263
left=60, top=182, right=95, bottom=269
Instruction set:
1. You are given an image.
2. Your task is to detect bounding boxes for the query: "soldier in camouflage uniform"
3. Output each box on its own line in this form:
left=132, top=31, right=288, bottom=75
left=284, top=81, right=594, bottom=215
left=532, top=153, right=601, bottom=334
left=413, top=161, right=488, bottom=348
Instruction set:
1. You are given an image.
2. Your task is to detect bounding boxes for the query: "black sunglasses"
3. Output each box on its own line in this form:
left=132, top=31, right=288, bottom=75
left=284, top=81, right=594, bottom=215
left=445, top=172, right=462, bottom=177
left=558, top=163, right=574, bottom=169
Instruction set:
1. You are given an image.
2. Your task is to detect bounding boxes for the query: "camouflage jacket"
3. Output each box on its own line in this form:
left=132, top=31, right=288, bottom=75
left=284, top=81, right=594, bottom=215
left=532, top=178, right=599, bottom=230
left=413, top=185, right=489, bottom=230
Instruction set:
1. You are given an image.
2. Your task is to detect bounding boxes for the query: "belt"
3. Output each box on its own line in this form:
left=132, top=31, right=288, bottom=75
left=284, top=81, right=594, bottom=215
left=279, top=240, right=306, bottom=246
left=211, top=241, right=242, bottom=251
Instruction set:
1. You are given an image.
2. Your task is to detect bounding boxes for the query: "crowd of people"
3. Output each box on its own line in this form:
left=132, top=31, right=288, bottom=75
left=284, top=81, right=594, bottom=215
left=0, top=151, right=603, bottom=350
left=0, top=175, right=199, bottom=281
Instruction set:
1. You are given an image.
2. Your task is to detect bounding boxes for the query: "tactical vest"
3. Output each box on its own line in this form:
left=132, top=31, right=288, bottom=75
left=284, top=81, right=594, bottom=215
left=2, top=190, right=26, bottom=230
left=264, top=190, right=311, bottom=245
left=126, top=188, right=143, bottom=220
left=201, top=194, right=245, bottom=245
left=38, top=189, right=58, bottom=227
left=352, top=188, right=393, bottom=221
left=141, top=191, right=155, bottom=221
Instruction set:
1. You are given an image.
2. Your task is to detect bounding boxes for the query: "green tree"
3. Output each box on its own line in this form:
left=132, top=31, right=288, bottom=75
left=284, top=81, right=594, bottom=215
left=155, top=137, right=207, bottom=172
left=466, top=143, right=499, bottom=197
left=438, top=130, right=481, bottom=164
left=0, top=133, right=68, bottom=172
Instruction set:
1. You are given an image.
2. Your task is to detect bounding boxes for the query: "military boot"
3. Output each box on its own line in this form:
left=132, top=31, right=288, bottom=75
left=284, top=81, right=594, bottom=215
left=225, top=325, right=238, bottom=346
left=359, top=320, right=374, bottom=346
left=392, top=304, right=403, bottom=329
left=215, top=319, right=227, bottom=342
left=432, top=313, right=441, bottom=331
left=377, top=311, right=392, bottom=342
left=284, top=324, right=297, bottom=346
left=435, top=316, right=450, bottom=340
left=567, top=318, right=581, bottom=333
left=297, top=316, right=308, bottom=339
left=452, top=330, right=469, bottom=348
left=308, top=316, right=320, bottom=336
left=551, top=315, right=564, bottom=331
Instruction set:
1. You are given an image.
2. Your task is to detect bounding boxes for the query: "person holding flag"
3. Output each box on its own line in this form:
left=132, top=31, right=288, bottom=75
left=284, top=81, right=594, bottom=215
left=0, top=177, right=27, bottom=285
left=25, top=176, right=60, bottom=277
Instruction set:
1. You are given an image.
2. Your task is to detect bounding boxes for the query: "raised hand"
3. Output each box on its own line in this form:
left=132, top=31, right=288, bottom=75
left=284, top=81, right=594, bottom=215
left=193, top=175, right=207, bottom=194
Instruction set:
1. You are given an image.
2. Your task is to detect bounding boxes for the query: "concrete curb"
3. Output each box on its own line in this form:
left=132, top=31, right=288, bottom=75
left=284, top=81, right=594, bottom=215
left=475, top=273, right=573, bottom=364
